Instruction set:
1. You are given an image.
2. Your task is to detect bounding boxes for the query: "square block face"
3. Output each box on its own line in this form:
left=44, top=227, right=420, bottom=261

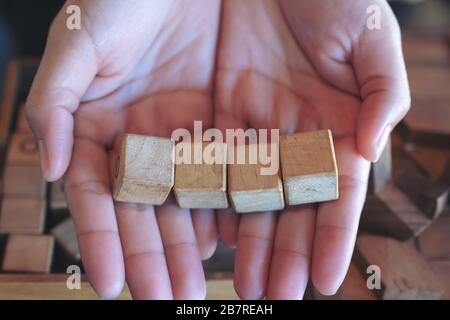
left=114, top=134, right=174, bottom=205
left=228, top=144, right=284, bottom=213
left=2, top=165, right=47, bottom=197
left=174, top=142, right=228, bottom=209
left=0, top=198, right=46, bottom=234
left=2, top=235, right=55, bottom=273
left=7, top=133, right=40, bottom=166
left=51, top=218, right=80, bottom=260
left=280, top=130, right=338, bottom=205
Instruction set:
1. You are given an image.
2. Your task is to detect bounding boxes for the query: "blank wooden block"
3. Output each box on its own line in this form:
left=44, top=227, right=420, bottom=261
left=360, top=184, right=431, bottom=241
left=174, top=142, right=228, bottom=209
left=2, top=235, right=54, bottom=273
left=2, top=165, right=46, bottom=197
left=6, top=132, right=40, bottom=166
left=51, top=218, right=80, bottom=260
left=0, top=198, right=46, bottom=234
left=355, top=235, right=443, bottom=300
left=396, top=172, right=448, bottom=219
left=228, top=144, right=284, bottom=213
left=113, top=134, right=174, bottom=205
left=280, top=130, right=338, bottom=205
left=50, top=179, right=67, bottom=210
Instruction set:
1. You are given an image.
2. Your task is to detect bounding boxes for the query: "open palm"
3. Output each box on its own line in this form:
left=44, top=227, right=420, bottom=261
left=214, top=0, right=409, bottom=299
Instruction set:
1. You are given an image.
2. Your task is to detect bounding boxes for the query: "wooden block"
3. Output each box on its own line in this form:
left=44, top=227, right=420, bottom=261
left=0, top=198, right=46, bottom=234
left=228, top=144, right=284, bottom=213
left=354, top=235, right=443, bottom=300
left=2, top=235, right=54, bottom=273
left=360, top=184, right=431, bottom=241
left=6, top=132, right=40, bottom=166
left=369, top=136, right=392, bottom=194
left=313, top=263, right=377, bottom=300
left=2, top=165, right=46, bottom=197
left=280, top=130, right=338, bottom=205
left=50, top=179, right=67, bottom=210
left=174, top=142, right=228, bottom=209
left=418, top=214, right=450, bottom=260
left=396, top=172, right=448, bottom=219
left=51, top=218, right=80, bottom=260
left=113, top=134, right=174, bottom=205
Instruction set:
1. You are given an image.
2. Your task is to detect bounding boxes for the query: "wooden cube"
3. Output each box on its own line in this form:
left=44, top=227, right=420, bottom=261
left=174, top=142, right=228, bottom=209
left=2, top=235, right=55, bottom=273
left=2, top=165, right=47, bottom=197
left=280, top=130, right=338, bottom=205
left=51, top=218, right=80, bottom=260
left=228, top=144, right=284, bottom=213
left=6, top=132, right=40, bottom=166
left=0, top=198, right=46, bottom=234
left=113, top=134, right=174, bottom=205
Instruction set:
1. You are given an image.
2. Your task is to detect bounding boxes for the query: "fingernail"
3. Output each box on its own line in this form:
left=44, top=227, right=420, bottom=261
left=375, top=124, right=392, bottom=161
left=38, top=139, right=49, bottom=180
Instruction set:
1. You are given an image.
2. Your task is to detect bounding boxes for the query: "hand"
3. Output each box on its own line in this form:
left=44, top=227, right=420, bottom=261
left=26, top=0, right=221, bottom=299
left=214, top=0, right=410, bottom=299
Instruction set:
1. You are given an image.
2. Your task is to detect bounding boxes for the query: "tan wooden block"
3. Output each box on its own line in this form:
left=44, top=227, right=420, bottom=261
left=2, top=165, right=47, bottom=197
left=355, top=235, right=443, bottom=300
left=6, top=132, right=40, bottom=166
left=50, top=179, right=67, bottom=210
left=51, top=218, right=80, bottom=260
left=113, top=134, right=174, bottom=205
left=0, top=198, right=46, bottom=234
left=228, top=144, right=284, bottom=213
left=174, top=142, right=228, bottom=209
left=280, top=130, right=338, bottom=205
left=2, top=235, right=54, bottom=273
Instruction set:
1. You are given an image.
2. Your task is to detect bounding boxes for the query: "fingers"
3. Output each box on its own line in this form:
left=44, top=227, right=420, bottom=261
left=65, top=138, right=124, bottom=299
left=311, top=136, right=370, bottom=295
left=191, top=209, right=218, bottom=260
left=353, top=2, right=410, bottom=162
left=234, top=212, right=277, bottom=300
left=216, top=208, right=240, bottom=247
left=155, top=198, right=206, bottom=300
left=266, top=205, right=316, bottom=300
left=115, top=202, right=173, bottom=300
left=26, top=8, right=97, bottom=181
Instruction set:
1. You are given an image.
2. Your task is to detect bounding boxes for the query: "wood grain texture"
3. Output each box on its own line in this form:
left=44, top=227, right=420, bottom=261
left=280, top=130, right=338, bottom=205
left=418, top=214, right=450, bottom=260
left=174, top=142, right=228, bottom=209
left=0, top=198, right=46, bottom=234
left=396, top=172, right=448, bottom=218
left=6, top=133, right=40, bottom=166
left=2, top=235, right=55, bottom=273
left=228, top=143, right=284, bottom=213
left=369, top=136, right=392, bottom=194
left=50, top=179, right=67, bottom=210
left=113, top=134, right=174, bottom=205
left=51, top=218, right=80, bottom=260
left=2, top=165, right=46, bottom=197
left=355, top=235, right=443, bottom=300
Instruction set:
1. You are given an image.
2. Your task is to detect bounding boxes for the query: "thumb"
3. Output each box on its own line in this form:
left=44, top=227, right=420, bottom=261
left=26, top=6, right=97, bottom=181
left=353, top=3, right=410, bottom=162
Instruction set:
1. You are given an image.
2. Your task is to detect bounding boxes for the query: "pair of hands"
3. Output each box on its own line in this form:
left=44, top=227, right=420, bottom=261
left=26, top=0, right=410, bottom=299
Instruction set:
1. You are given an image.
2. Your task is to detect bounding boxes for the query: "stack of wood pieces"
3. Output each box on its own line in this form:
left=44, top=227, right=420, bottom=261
left=312, top=34, right=450, bottom=300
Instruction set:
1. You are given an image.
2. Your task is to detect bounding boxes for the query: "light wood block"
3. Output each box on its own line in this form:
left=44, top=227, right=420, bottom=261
left=2, top=235, right=54, bottom=273
left=174, top=142, right=228, bottom=209
left=50, top=179, right=67, bottom=210
left=280, top=130, right=338, bottom=205
left=51, top=218, right=80, bottom=260
left=6, top=132, right=40, bottom=166
left=355, top=235, right=443, bottom=300
left=0, top=198, right=46, bottom=234
left=228, top=144, right=284, bottom=213
left=113, top=134, right=174, bottom=205
left=2, top=165, right=46, bottom=197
